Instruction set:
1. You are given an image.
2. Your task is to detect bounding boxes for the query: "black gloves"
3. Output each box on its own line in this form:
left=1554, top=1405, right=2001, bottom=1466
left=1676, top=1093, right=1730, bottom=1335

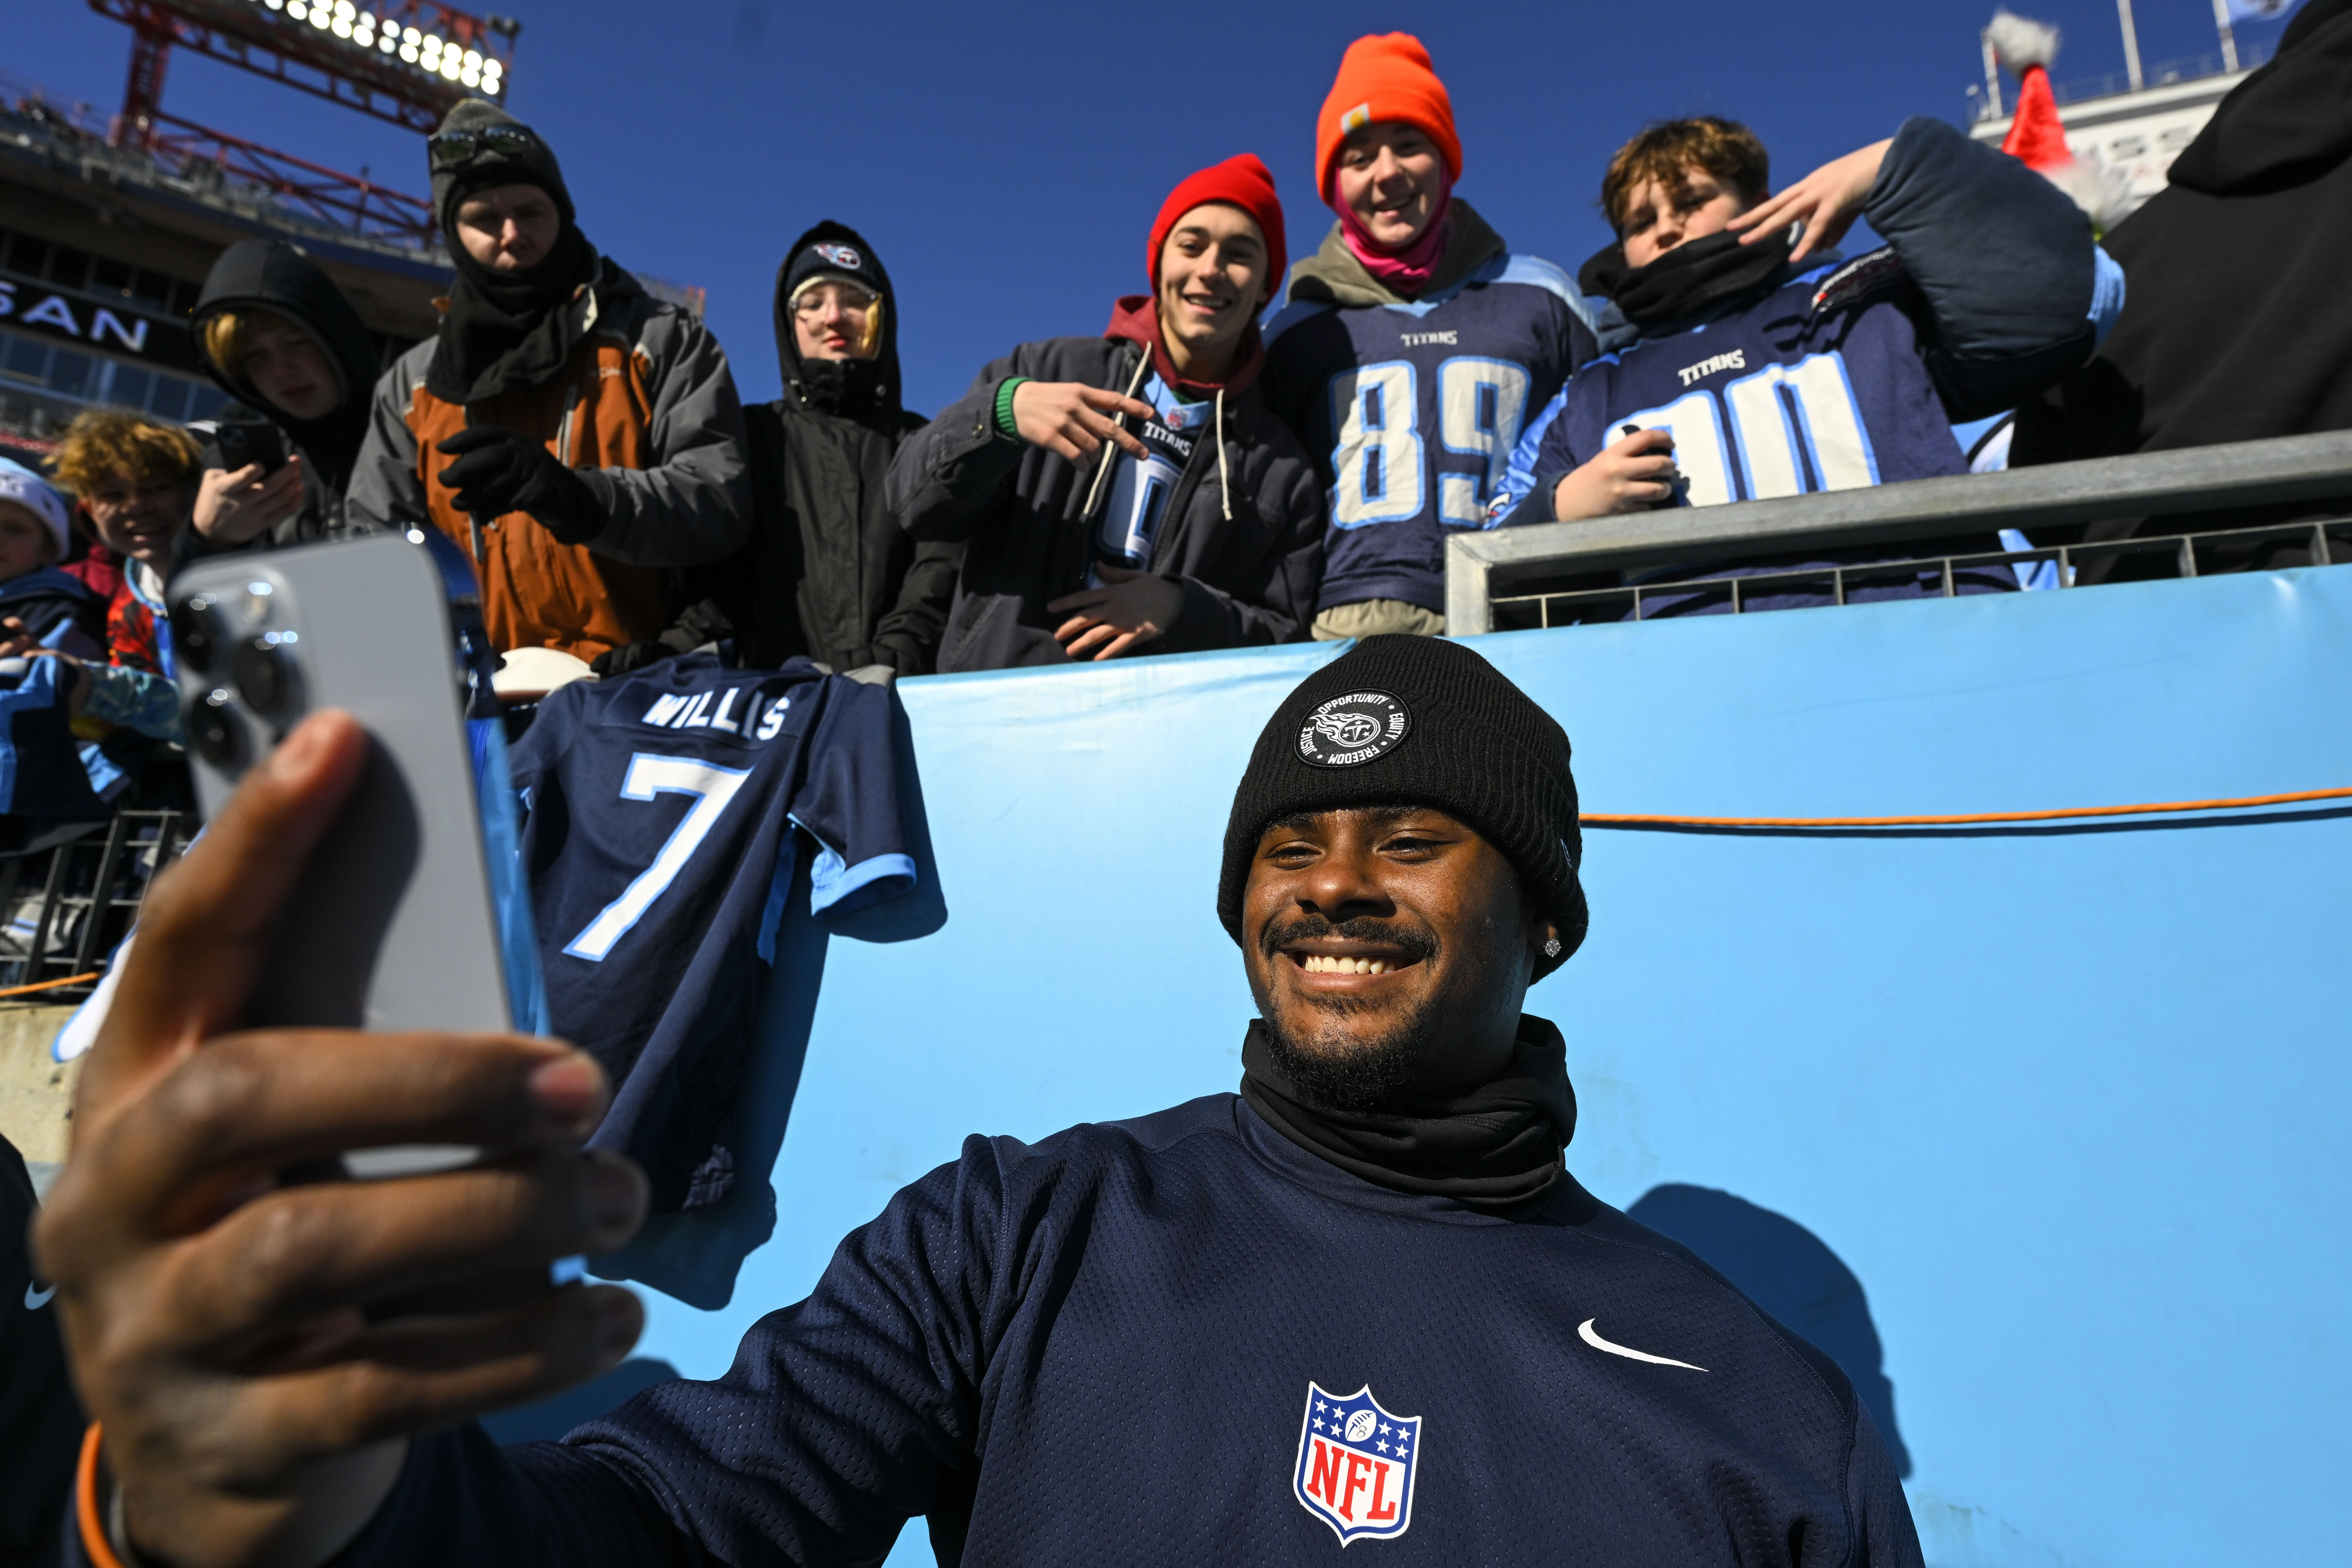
left=588, top=599, right=736, bottom=677
left=435, top=426, right=608, bottom=545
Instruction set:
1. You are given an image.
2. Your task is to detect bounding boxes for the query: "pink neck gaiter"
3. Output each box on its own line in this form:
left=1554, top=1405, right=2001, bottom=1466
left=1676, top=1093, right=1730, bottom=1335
left=1333, top=170, right=1453, bottom=297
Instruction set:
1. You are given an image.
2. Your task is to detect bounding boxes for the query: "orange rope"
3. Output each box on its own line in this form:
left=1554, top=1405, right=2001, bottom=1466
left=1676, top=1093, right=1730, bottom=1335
left=1581, top=786, right=2352, bottom=829
left=0, top=971, right=99, bottom=999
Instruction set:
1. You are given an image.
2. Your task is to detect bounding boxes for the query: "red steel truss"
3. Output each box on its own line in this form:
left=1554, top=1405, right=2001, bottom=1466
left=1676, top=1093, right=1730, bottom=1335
left=142, top=110, right=439, bottom=244
left=82, top=0, right=522, bottom=249
left=93, top=0, right=516, bottom=134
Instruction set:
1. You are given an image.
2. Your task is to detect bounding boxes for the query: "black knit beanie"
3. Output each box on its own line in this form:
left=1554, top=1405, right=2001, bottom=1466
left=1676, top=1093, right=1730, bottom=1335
left=430, top=99, right=575, bottom=237
left=1217, top=636, right=1588, bottom=978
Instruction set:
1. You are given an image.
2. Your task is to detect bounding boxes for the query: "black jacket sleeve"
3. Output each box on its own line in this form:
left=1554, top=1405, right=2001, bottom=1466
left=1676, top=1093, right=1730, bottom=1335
left=335, top=1142, right=1012, bottom=1567
left=1153, top=435, right=1325, bottom=654
left=866, top=535, right=965, bottom=674
left=1864, top=115, right=2100, bottom=419
left=885, top=354, right=1034, bottom=544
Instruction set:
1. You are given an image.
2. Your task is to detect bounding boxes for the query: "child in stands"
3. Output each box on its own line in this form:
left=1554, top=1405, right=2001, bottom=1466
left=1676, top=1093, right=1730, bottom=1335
left=9, top=414, right=192, bottom=740
left=1495, top=115, right=2122, bottom=615
left=0, top=460, right=104, bottom=661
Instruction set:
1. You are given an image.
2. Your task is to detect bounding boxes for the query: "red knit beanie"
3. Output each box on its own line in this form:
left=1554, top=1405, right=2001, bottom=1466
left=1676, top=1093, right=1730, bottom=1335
left=1315, top=33, right=1462, bottom=201
left=1147, top=153, right=1288, bottom=303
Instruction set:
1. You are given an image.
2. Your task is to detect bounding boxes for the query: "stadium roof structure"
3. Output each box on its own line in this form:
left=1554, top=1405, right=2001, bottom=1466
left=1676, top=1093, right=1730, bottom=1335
left=86, top=0, right=521, bottom=249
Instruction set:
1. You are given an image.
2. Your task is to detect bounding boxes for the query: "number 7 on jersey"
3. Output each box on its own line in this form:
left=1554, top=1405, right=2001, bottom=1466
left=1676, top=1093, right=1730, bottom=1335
left=562, top=752, right=753, bottom=962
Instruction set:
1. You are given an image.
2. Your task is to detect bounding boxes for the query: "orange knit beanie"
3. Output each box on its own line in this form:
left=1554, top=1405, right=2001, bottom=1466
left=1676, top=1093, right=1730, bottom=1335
left=1315, top=33, right=1462, bottom=200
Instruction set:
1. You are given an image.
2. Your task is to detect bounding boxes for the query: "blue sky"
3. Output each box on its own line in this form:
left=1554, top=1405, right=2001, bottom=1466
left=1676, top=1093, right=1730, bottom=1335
left=13, top=0, right=2301, bottom=413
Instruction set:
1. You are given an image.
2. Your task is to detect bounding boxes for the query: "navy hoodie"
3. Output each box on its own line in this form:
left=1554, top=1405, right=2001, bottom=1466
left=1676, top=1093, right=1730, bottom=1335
left=326, top=1080, right=1921, bottom=1567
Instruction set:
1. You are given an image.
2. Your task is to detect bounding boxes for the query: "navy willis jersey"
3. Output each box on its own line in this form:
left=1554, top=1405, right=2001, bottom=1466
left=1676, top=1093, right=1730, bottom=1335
left=511, top=654, right=913, bottom=1211
left=1499, top=253, right=1970, bottom=523
left=1264, top=252, right=1598, bottom=615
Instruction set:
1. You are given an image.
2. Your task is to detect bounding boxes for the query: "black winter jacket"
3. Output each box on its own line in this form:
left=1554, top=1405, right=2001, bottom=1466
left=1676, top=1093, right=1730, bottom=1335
left=713, top=222, right=960, bottom=675
left=188, top=240, right=381, bottom=551
left=887, top=335, right=1325, bottom=673
left=2012, top=0, right=2352, bottom=580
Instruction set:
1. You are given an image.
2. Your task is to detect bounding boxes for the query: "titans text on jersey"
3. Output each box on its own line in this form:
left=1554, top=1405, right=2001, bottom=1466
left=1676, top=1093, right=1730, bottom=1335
left=1264, top=252, right=1599, bottom=616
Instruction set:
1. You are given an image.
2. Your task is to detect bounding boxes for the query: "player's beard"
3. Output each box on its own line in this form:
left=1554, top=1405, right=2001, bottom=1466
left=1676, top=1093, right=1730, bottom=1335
left=1254, top=914, right=1442, bottom=1112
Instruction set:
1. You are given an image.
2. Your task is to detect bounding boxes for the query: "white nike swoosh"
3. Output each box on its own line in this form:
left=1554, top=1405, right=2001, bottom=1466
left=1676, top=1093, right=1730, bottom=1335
left=25, top=1281, right=56, bottom=1310
left=1579, top=1318, right=1705, bottom=1372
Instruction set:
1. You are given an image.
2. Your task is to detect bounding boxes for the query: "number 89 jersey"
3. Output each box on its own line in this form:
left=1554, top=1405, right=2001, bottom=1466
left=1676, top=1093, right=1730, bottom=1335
left=510, top=654, right=913, bottom=1213
left=1263, top=245, right=1598, bottom=617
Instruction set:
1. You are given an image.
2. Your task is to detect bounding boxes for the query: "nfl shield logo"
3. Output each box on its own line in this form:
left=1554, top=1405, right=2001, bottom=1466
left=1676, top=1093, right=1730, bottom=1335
left=1293, top=1382, right=1421, bottom=1545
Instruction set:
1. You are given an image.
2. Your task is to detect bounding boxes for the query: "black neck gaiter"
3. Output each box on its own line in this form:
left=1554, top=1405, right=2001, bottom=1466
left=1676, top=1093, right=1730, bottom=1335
left=1240, top=1015, right=1577, bottom=1213
left=791, top=355, right=891, bottom=423
left=427, top=223, right=600, bottom=405
left=1579, top=229, right=1795, bottom=332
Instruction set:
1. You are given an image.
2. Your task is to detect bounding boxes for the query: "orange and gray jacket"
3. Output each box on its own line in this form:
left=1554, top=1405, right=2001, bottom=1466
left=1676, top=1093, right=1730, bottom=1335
left=346, top=260, right=751, bottom=662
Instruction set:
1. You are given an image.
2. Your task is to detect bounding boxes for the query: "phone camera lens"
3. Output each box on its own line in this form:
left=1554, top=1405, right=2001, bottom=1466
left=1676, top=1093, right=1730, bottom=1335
left=232, top=636, right=301, bottom=724
left=184, top=689, right=247, bottom=773
left=171, top=595, right=224, bottom=676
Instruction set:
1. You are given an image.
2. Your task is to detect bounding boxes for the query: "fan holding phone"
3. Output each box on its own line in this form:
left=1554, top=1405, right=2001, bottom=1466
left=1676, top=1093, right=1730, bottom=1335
left=188, top=240, right=383, bottom=553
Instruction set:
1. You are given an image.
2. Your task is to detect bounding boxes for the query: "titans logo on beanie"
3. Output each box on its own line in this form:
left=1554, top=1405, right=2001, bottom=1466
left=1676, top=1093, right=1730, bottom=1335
left=1218, top=635, right=1588, bottom=977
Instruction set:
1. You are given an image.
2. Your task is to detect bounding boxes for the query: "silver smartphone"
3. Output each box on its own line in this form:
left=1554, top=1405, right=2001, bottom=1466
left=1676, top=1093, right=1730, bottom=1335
left=168, top=531, right=547, bottom=1177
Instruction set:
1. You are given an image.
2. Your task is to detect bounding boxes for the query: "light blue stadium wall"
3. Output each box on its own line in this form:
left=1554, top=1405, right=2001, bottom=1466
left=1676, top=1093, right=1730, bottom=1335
left=626, top=566, right=2352, bottom=1568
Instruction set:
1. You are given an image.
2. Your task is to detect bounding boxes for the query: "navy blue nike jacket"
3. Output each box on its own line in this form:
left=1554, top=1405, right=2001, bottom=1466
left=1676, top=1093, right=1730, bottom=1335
left=1492, top=116, right=2124, bottom=614
left=329, top=1087, right=1921, bottom=1566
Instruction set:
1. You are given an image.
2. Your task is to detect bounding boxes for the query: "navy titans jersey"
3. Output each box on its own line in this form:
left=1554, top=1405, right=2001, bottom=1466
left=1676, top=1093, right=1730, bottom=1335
left=1264, top=252, right=1598, bottom=615
left=1497, top=253, right=1969, bottom=523
left=511, top=654, right=913, bottom=1211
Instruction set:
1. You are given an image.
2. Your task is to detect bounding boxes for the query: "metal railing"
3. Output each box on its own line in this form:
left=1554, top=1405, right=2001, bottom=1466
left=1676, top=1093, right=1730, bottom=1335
left=1, top=809, right=198, bottom=997
left=1445, top=431, right=2352, bottom=636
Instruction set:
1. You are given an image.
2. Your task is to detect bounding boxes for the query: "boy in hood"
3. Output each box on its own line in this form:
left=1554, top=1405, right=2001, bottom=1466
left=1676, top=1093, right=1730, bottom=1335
left=1263, top=34, right=1599, bottom=640
left=1493, top=114, right=2123, bottom=616
left=188, top=239, right=381, bottom=553
left=346, top=100, right=751, bottom=664
left=672, top=221, right=960, bottom=678
left=887, top=155, right=1324, bottom=672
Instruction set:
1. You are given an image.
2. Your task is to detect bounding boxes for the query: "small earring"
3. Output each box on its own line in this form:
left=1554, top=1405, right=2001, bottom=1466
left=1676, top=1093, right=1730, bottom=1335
left=1543, top=937, right=1562, bottom=959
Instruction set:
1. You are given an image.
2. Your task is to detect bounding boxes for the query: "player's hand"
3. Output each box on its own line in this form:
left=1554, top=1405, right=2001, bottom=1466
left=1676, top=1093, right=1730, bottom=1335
left=1012, top=381, right=1153, bottom=463
left=31, top=710, right=649, bottom=1568
left=1550, top=429, right=1681, bottom=521
left=1047, top=564, right=1185, bottom=660
left=1728, top=138, right=1892, bottom=264
left=194, top=457, right=306, bottom=545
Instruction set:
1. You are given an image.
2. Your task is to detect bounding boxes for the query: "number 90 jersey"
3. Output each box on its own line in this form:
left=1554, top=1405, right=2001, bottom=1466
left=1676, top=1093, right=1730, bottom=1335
left=1262, top=247, right=1598, bottom=617
left=510, top=654, right=914, bottom=1213
left=1495, top=253, right=1973, bottom=526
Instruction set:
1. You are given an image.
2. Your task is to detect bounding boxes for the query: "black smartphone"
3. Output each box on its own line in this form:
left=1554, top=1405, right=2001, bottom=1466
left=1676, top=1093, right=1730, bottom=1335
left=213, top=417, right=288, bottom=476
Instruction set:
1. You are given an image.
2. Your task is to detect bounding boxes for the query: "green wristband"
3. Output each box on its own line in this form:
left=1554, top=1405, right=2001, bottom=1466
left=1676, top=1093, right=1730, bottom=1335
left=994, top=376, right=1030, bottom=439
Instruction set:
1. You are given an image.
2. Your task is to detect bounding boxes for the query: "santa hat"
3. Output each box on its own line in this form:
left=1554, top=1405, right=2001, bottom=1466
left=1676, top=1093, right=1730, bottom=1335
left=1988, top=10, right=2132, bottom=230
left=1989, top=11, right=2071, bottom=170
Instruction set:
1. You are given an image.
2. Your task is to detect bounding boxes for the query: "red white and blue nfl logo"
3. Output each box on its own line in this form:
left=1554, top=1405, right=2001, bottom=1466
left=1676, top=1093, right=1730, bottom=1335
left=1293, top=1382, right=1421, bottom=1545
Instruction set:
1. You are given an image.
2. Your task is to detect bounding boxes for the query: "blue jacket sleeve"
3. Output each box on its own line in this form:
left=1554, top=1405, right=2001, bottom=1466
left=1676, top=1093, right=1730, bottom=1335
left=1863, top=115, right=2109, bottom=419
left=335, top=1138, right=1015, bottom=1567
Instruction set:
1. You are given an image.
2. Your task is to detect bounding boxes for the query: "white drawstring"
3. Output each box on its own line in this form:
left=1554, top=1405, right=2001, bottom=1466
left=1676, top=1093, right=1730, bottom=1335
left=1081, top=349, right=1154, bottom=520
left=1215, top=388, right=1230, bottom=521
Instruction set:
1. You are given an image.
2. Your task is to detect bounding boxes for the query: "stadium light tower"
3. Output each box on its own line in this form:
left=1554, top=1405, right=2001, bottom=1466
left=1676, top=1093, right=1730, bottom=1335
left=88, top=0, right=522, bottom=245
